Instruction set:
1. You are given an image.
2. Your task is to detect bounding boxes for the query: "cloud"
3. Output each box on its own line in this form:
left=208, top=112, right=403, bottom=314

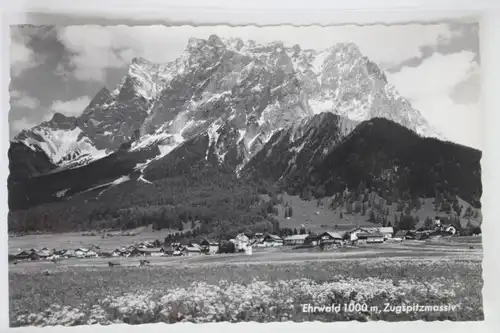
left=11, top=117, right=38, bottom=135
left=387, top=51, right=481, bottom=149
left=11, top=95, right=40, bottom=109
left=10, top=39, right=37, bottom=76
left=50, top=96, right=92, bottom=117
left=56, top=24, right=453, bottom=82
left=10, top=90, right=22, bottom=99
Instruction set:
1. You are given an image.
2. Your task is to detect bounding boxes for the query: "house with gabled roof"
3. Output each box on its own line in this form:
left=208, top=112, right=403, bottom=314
left=283, top=234, right=309, bottom=246
left=181, top=246, right=201, bottom=256
left=262, top=234, right=284, bottom=247
left=138, top=247, right=164, bottom=257
left=357, top=232, right=385, bottom=243
left=200, top=239, right=219, bottom=254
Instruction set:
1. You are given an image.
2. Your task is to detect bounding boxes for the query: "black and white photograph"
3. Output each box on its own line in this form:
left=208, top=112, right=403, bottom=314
left=7, top=21, right=483, bottom=327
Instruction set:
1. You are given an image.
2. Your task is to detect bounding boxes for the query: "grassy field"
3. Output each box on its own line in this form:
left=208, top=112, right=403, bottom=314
left=9, top=237, right=483, bottom=326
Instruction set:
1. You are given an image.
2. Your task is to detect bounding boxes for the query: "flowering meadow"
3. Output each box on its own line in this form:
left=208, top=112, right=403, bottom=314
left=9, top=257, right=483, bottom=326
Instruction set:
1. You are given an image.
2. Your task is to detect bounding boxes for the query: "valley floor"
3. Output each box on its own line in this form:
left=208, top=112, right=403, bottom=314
left=9, top=236, right=483, bottom=326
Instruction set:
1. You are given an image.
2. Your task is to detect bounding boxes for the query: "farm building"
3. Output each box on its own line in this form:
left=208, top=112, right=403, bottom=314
left=262, top=234, right=284, bottom=247
left=182, top=246, right=202, bottom=256
left=200, top=239, right=219, bottom=254
left=356, top=232, right=385, bottom=243
left=283, top=234, right=309, bottom=246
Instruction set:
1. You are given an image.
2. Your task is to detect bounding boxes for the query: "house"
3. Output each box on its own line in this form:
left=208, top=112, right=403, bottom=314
left=231, top=233, right=250, bottom=251
left=200, top=239, right=219, bottom=254
left=111, top=249, right=122, bottom=257
left=356, top=232, right=385, bottom=243
left=35, top=250, right=52, bottom=260
left=376, top=227, right=394, bottom=239
left=99, top=251, right=112, bottom=258
left=188, top=243, right=201, bottom=251
left=345, top=227, right=371, bottom=241
left=304, top=233, right=319, bottom=246
left=14, top=250, right=31, bottom=261
left=317, top=231, right=344, bottom=245
left=361, top=227, right=394, bottom=239
left=85, top=250, right=98, bottom=258
left=249, top=233, right=264, bottom=245
left=438, top=224, right=457, bottom=236
left=47, top=254, right=60, bottom=261
left=262, top=234, right=284, bottom=247
left=394, top=230, right=409, bottom=240
left=138, top=247, right=164, bottom=257
left=63, top=249, right=77, bottom=258
left=29, top=252, right=42, bottom=261
left=283, top=234, right=309, bottom=246
left=162, top=245, right=176, bottom=256
left=54, top=249, right=67, bottom=256
left=182, top=246, right=201, bottom=256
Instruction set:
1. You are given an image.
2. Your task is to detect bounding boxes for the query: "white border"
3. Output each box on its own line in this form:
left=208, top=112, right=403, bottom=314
left=1, top=0, right=500, bottom=332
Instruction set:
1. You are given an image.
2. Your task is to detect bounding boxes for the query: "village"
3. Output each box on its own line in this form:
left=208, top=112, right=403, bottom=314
left=8, top=217, right=469, bottom=264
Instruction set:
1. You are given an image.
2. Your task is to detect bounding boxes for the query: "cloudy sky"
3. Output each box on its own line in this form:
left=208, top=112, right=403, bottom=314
left=9, top=23, right=481, bottom=149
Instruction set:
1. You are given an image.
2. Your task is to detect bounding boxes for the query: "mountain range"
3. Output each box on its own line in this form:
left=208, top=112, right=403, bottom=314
left=7, top=35, right=481, bottom=234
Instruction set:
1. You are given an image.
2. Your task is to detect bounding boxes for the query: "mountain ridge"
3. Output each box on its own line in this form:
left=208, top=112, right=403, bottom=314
left=11, top=35, right=444, bottom=176
left=7, top=115, right=481, bottom=234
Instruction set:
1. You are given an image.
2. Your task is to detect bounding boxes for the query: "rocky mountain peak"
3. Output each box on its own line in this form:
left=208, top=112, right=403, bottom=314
left=12, top=35, right=444, bottom=172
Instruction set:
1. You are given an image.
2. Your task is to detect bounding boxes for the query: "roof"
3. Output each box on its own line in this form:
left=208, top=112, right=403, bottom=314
left=36, top=250, right=52, bottom=257
left=305, top=233, right=318, bottom=239
left=264, top=234, right=283, bottom=241
left=320, top=231, right=343, bottom=239
left=235, top=233, right=250, bottom=241
left=200, top=239, right=219, bottom=245
left=183, top=246, right=201, bottom=252
left=284, top=234, right=309, bottom=241
left=395, top=230, right=409, bottom=236
left=347, top=227, right=371, bottom=234
left=363, top=227, right=394, bottom=234
left=138, top=247, right=163, bottom=252
left=357, top=232, right=385, bottom=238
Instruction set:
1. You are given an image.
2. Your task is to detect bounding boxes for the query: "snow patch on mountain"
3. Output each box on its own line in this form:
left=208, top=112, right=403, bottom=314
left=18, top=127, right=106, bottom=166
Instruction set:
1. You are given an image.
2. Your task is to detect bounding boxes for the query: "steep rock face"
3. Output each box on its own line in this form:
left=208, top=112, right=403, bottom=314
left=11, top=35, right=442, bottom=174
left=241, top=113, right=358, bottom=182
left=8, top=141, right=56, bottom=183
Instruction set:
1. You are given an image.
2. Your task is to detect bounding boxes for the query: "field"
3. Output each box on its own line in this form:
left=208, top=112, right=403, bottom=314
left=9, top=236, right=483, bottom=326
left=8, top=224, right=183, bottom=253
